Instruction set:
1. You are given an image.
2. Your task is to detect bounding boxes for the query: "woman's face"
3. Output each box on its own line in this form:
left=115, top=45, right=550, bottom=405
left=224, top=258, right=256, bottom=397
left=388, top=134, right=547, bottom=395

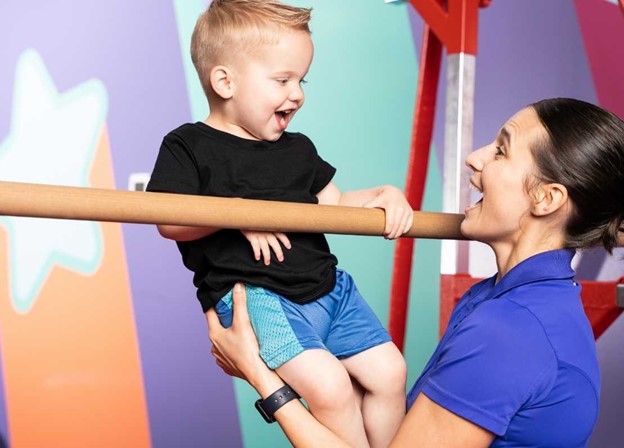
left=461, top=107, right=547, bottom=247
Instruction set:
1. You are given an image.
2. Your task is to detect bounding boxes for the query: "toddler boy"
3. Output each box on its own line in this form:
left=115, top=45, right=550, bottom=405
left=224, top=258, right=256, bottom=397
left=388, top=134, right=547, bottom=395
left=147, top=2, right=412, bottom=446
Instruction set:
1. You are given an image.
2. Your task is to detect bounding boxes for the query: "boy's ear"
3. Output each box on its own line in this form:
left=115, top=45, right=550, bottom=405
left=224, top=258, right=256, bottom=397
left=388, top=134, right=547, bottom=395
left=210, top=66, right=234, bottom=99
left=531, top=183, right=568, bottom=217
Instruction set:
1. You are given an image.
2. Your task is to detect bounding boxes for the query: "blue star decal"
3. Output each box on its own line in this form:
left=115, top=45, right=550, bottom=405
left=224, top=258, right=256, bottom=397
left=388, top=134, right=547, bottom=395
left=0, top=49, right=109, bottom=313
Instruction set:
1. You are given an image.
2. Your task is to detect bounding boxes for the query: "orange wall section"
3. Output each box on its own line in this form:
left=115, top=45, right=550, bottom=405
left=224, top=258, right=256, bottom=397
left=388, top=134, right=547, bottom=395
left=0, top=126, right=151, bottom=447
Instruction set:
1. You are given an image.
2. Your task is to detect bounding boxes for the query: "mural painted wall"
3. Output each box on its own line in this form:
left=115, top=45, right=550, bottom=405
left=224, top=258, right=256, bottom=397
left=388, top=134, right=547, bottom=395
left=0, top=1, right=622, bottom=447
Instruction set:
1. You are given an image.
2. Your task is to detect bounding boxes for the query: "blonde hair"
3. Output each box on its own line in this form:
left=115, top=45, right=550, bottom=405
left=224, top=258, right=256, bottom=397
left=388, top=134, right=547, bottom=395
left=191, top=0, right=312, bottom=97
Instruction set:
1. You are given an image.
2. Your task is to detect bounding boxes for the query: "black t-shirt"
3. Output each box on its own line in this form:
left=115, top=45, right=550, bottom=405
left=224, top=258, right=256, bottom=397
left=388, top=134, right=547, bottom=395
left=147, top=122, right=338, bottom=312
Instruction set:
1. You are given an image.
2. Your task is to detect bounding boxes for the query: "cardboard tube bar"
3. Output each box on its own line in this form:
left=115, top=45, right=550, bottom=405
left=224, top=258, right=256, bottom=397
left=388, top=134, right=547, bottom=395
left=0, top=180, right=467, bottom=240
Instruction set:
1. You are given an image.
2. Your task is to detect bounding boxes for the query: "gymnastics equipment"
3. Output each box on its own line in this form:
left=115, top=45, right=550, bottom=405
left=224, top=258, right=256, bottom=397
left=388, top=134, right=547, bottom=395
left=0, top=180, right=465, bottom=240
left=390, top=0, right=624, bottom=345
left=389, top=0, right=485, bottom=351
left=0, top=179, right=621, bottom=339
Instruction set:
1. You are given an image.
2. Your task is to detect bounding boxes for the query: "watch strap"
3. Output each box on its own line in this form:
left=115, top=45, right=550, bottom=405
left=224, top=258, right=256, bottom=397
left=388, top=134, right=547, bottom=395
left=255, top=384, right=300, bottom=423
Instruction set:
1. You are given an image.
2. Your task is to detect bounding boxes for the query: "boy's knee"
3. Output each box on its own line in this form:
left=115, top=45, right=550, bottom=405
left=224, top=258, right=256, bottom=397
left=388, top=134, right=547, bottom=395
left=372, top=350, right=407, bottom=395
left=305, top=370, right=356, bottom=412
left=388, top=356, right=408, bottom=388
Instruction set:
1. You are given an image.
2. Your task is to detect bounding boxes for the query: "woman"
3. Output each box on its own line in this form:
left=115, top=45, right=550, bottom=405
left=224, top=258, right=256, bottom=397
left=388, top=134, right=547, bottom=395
left=207, top=98, right=624, bottom=447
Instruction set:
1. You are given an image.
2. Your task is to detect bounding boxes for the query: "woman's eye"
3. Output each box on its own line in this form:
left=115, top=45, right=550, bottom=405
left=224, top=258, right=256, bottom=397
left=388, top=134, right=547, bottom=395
left=495, top=145, right=505, bottom=156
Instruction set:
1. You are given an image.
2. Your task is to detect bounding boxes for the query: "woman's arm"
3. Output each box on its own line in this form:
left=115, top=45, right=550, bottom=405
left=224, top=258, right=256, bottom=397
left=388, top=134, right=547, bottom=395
left=391, top=393, right=494, bottom=448
left=207, top=284, right=494, bottom=448
left=206, top=284, right=349, bottom=448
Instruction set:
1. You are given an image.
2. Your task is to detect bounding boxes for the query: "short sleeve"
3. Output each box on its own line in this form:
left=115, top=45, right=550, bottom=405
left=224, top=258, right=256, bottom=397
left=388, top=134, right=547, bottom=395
left=303, top=136, right=335, bottom=195
left=146, top=133, right=200, bottom=195
left=420, top=302, right=557, bottom=435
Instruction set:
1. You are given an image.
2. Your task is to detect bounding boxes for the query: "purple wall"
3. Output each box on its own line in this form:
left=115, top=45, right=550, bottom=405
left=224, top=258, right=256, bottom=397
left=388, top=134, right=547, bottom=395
left=0, top=1, right=241, bottom=446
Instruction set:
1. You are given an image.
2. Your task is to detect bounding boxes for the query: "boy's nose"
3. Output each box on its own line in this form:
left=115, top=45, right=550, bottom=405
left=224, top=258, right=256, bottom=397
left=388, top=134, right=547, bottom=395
left=289, top=85, right=304, bottom=103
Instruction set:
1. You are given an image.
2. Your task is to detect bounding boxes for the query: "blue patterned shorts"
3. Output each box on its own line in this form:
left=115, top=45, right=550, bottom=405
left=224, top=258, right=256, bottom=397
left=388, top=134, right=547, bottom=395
left=214, top=270, right=391, bottom=369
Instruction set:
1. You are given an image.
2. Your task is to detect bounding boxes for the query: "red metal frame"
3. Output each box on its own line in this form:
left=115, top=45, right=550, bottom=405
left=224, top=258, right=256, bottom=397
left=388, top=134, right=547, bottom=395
left=440, top=275, right=624, bottom=340
left=388, top=25, right=442, bottom=351
left=389, top=0, right=484, bottom=350
left=408, top=0, right=481, bottom=55
left=389, top=0, right=622, bottom=349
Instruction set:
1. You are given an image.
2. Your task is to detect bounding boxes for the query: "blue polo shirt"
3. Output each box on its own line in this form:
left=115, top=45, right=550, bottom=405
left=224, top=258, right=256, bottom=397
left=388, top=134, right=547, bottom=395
left=407, top=249, right=600, bottom=447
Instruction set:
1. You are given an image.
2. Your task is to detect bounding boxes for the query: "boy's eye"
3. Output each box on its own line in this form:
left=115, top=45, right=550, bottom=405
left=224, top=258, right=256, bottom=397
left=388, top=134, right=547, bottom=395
left=300, top=78, right=308, bottom=85
left=495, top=146, right=505, bottom=156
left=276, top=78, right=289, bottom=85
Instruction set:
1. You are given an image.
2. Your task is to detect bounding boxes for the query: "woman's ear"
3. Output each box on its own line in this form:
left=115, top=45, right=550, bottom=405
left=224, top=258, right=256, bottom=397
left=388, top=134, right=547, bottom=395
left=532, top=183, right=569, bottom=217
left=210, top=66, right=234, bottom=99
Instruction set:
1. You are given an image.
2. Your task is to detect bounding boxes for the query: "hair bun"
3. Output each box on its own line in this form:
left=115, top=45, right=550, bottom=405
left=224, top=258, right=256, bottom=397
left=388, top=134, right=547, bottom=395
left=601, top=214, right=624, bottom=253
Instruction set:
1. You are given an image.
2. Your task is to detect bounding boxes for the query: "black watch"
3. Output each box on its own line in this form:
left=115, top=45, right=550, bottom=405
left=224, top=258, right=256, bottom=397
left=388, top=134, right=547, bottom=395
left=255, top=384, right=300, bottom=424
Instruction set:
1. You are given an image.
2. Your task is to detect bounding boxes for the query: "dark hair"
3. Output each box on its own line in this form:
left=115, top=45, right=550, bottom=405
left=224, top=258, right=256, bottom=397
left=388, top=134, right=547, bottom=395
left=530, top=98, right=624, bottom=253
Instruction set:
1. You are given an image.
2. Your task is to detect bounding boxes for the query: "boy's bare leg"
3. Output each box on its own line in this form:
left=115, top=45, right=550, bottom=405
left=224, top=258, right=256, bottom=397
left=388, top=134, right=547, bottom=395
left=276, top=349, right=369, bottom=448
left=351, top=377, right=365, bottom=410
left=341, top=342, right=407, bottom=448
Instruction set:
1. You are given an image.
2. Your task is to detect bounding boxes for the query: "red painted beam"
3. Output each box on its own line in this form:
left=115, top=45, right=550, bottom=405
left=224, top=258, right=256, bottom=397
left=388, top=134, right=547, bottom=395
left=388, top=24, right=442, bottom=351
left=408, top=0, right=481, bottom=54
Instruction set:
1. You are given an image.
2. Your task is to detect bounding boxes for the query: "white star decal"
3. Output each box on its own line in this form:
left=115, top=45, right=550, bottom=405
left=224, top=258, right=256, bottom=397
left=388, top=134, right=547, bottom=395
left=0, top=49, right=108, bottom=313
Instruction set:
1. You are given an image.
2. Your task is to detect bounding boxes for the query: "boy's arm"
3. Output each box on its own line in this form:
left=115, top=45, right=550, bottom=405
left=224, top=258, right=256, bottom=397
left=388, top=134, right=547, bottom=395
left=156, top=224, right=220, bottom=242
left=316, top=182, right=414, bottom=239
left=157, top=225, right=291, bottom=265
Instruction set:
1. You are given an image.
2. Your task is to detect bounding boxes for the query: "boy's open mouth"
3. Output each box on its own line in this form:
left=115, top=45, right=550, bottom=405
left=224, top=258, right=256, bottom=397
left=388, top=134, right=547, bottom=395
left=276, top=109, right=295, bottom=130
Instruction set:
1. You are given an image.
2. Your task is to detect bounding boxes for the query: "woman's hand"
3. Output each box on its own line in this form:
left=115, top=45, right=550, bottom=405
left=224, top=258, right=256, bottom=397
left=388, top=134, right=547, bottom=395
left=205, top=283, right=366, bottom=447
left=206, top=283, right=267, bottom=382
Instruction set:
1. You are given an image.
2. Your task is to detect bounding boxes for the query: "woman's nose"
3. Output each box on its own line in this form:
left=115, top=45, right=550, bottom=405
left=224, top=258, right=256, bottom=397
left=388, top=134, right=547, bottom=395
left=465, top=149, right=480, bottom=171
left=465, top=146, right=488, bottom=171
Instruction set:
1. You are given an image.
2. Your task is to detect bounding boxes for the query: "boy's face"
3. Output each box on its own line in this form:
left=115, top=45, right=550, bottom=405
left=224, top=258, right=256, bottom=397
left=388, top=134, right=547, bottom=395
left=226, top=30, right=313, bottom=141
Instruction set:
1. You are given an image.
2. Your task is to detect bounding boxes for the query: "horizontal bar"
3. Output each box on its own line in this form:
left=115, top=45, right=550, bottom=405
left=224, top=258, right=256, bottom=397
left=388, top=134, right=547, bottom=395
left=0, top=181, right=467, bottom=240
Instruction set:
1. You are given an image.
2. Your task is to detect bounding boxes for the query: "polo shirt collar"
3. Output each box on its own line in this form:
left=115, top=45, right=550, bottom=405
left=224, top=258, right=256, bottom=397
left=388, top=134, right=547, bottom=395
left=486, top=249, right=576, bottom=302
